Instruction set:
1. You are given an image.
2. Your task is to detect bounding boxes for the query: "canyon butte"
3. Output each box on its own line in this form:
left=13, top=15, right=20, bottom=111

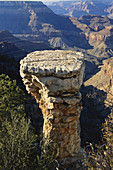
left=0, top=1, right=113, bottom=61
left=0, top=0, right=113, bottom=168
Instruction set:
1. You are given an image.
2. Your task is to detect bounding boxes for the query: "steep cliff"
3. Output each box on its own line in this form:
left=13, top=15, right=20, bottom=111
left=0, top=1, right=53, bottom=34
left=0, top=1, right=113, bottom=57
left=70, top=15, right=113, bottom=58
left=0, top=1, right=91, bottom=49
left=84, top=57, right=113, bottom=106
left=80, top=57, right=113, bottom=146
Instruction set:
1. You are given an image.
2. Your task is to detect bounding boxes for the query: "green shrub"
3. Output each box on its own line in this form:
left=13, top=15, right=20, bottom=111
left=0, top=74, right=37, bottom=170
left=37, top=141, right=59, bottom=170
left=83, top=111, right=113, bottom=169
left=0, top=74, right=57, bottom=170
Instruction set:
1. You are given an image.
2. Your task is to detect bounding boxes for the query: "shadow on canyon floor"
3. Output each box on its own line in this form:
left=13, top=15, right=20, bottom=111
left=80, top=85, right=111, bottom=147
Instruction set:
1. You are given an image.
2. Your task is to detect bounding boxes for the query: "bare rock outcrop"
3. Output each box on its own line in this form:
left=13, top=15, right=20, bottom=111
left=20, top=50, right=85, bottom=167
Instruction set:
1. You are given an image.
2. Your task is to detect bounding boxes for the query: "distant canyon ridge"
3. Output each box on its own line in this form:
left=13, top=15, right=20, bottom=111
left=0, top=1, right=113, bottom=78
left=0, top=0, right=113, bottom=147
left=0, top=1, right=113, bottom=59
left=47, top=0, right=113, bottom=19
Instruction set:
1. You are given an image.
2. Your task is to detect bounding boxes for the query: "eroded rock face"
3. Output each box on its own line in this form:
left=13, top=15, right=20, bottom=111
left=80, top=57, right=113, bottom=147
left=20, top=50, right=85, bottom=167
left=84, top=57, right=113, bottom=107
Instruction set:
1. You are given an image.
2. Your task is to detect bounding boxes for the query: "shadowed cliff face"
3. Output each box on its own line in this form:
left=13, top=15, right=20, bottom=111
left=0, top=1, right=53, bottom=34
left=0, top=1, right=113, bottom=55
left=0, top=1, right=78, bottom=33
left=0, top=30, right=52, bottom=55
left=84, top=57, right=113, bottom=100
left=0, top=41, right=27, bottom=60
left=0, top=1, right=92, bottom=49
left=1, top=1, right=113, bottom=55
left=80, top=85, right=108, bottom=146
left=80, top=57, right=113, bottom=146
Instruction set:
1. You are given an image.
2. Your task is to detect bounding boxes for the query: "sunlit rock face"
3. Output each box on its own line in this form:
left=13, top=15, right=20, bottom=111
left=20, top=50, right=85, bottom=167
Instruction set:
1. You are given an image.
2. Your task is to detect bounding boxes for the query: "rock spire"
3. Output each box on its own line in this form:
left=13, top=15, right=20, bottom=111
left=20, top=50, right=85, bottom=167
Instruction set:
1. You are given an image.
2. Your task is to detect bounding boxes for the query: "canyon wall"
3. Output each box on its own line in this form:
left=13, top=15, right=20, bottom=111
left=20, top=50, right=85, bottom=167
left=84, top=57, right=113, bottom=107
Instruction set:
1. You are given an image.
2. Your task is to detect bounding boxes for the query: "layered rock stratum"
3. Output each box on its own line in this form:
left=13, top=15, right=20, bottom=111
left=0, top=30, right=51, bottom=54
left=20, top=50, right=85, bottom=167
left=0, top=1, right=91, bottom=50
left=80, top=57, right=113, bottom=146
left=0, top=1, right=113, bottom=62
left=47, top=0, right=112, bottom=18
left=84, top=57, right=113, bottom=107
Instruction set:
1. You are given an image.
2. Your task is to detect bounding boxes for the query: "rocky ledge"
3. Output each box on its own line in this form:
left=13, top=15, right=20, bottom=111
left=20, top=50, right=85, bottom=167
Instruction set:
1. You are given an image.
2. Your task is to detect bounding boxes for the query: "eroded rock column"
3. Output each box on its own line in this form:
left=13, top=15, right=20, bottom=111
left=20, top=50, right=85, bottom=167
